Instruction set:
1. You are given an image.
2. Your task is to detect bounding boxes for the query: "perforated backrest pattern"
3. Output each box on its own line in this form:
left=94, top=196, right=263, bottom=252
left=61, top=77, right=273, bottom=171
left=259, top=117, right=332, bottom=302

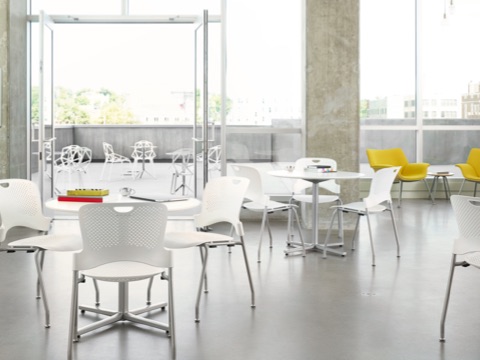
left=0, top=179, right=51, bottom=242
left=76, top=202, right=170, bottom=270
left=451, top=195, right=480, bottom=241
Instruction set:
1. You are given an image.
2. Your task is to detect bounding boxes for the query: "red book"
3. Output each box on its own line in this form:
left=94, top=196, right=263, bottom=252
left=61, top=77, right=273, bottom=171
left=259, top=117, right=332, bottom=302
left=57, top=196, right=103, bottom=203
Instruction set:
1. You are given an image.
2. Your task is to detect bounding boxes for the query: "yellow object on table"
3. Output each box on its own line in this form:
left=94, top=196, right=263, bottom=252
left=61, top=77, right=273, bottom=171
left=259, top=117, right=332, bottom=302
left=66, top=189, right=109, bottom=196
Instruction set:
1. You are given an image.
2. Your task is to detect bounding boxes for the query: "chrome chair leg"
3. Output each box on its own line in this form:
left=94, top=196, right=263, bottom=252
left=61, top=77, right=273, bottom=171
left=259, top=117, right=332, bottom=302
left=440, top=254, right=457, bottom=342
left=34, top=249, right=50, bottom=328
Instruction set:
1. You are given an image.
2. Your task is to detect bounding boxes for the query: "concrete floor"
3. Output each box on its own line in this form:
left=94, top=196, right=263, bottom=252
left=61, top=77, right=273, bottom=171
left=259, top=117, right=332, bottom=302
left=1, top=163, right=479, bottom=360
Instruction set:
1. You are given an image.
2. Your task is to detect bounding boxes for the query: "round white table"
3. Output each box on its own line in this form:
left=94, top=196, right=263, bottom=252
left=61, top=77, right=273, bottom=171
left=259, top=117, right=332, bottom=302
left=46, top=194, right=201, bottom=214
left=268, top=169, right=364, bottom=256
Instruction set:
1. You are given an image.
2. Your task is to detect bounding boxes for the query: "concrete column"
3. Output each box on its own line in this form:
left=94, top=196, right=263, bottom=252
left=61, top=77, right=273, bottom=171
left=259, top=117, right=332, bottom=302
left=306, top=0, right=360, bottom=205
left=0, top=0, right=8, bottom=178
left=0, top=0, right=28, bottom=179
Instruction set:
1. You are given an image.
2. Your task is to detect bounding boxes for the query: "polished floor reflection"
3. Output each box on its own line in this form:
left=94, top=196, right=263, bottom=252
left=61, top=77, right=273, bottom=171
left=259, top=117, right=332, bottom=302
left=1, top=166, right=479, bottom=360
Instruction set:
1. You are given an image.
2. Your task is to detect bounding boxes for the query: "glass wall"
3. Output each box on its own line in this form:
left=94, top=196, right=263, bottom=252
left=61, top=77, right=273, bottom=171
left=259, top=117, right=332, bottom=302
left=28, top=0, right=303, bottom=166
left=360, top=0, right=480, bottom=168
left=360, top=0, right=416, bottom=165
left=225, top=0, right=303, bottom=163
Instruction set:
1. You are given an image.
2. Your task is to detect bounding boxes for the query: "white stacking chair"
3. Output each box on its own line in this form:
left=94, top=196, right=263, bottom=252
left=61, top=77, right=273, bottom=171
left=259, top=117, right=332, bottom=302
left=68, top=202, right=174, bottom=359
left=230, top=164, right=305, bottom=262
left=0, top=179, right=81, bottom=327
left=289, top=158, right=343, bottom=248
left=324, top=166, right=401, bottom=266
left=100, top=142, right=132, bottom=180
left=164, top=176, right=255, bottom=322
left=440, top=195, right=480, bottom=342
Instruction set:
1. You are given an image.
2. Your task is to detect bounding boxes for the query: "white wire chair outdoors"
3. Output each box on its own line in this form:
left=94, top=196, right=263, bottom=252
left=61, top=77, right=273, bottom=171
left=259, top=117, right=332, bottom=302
left=324, top=166, right=401, bottom=266
left=68, top=202, right=175, bottom=359
left=207, top=145, right=222, bottom=174
left=100, top=142, right=132, bottom=180
left=131, top=140, right=157, bottom=179
left=54, top=145, right=92, bottom=190
left=169, top=148, right=194, bottom=195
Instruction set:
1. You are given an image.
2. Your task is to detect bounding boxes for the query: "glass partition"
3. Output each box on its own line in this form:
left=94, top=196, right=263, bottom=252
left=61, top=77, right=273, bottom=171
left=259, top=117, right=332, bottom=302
left=224, top=0, right=303, bottom=164
left=361, top=0, right=480, bottom=170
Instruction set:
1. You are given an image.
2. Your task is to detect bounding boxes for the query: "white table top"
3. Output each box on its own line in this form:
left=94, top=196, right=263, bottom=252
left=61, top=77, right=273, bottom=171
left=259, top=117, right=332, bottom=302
left=268, top=169, right=364, bottom=182
left=46, top=195, right=201, bottom=214
left=428, top=172, right=454, bottom=177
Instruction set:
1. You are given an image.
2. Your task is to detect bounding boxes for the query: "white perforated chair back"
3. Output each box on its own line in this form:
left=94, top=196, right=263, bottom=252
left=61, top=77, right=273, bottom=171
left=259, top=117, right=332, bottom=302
left=363, top=166, right=401, bottom=209
left=230, top=165, right=269, bottom=205
left=194, top=176, right=250, bottom=236
left=0, top=179, right=51, bottom=243
left=76, top=202, right=171, bottom=271
left=450, top=195, right=480, bottom=255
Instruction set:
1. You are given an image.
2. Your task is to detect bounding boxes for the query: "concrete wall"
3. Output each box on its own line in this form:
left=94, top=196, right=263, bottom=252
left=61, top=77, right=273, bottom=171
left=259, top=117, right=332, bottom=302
left=46, top=125, right=280, bottom=162
left=0, top=0, right=9, bottom=178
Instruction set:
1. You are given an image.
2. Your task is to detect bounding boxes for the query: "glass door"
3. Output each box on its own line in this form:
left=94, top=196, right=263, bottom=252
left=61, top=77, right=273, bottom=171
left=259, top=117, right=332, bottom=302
left=192, top=10, right=212, bottom=196
left=33, top=10, right=55, bottom=203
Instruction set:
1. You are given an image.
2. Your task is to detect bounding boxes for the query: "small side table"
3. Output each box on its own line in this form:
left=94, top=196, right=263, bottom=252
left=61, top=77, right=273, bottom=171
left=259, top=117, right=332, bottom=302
left=428, top=172, right=454, bottom=204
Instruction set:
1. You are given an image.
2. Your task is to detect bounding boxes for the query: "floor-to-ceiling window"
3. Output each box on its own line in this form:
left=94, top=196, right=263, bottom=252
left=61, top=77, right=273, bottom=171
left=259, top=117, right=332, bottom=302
left=28, top=0, right=303, bottom=167
left=225, top=0, right=303, bottom=163
left=360, top=0, right=480, bottom=172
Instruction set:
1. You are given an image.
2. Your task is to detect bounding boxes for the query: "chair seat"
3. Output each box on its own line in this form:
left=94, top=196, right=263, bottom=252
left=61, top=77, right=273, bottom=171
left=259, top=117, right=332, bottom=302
left=82, top=261, right=165, bottom=282
left=292, top=194, right=339, bottom=204
left=242, top=200, right=291, bottom=212
left=9, top=233, right=82, bottom=252
left=398, top=174, right=427, bottom=182
left=164, top=231, right=234, bottom=249
left=464, top=175, right=480, bottom=181
left=335, top=201, right=386, bottom=214
left=465, top=252, right=480, bottom=268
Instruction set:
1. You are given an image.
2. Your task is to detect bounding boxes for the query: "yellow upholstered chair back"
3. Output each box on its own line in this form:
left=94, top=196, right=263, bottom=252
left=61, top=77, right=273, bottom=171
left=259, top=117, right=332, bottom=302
left=366, top=148, right=409, bottom=170
left=466, top=148, right=480, bottom=176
